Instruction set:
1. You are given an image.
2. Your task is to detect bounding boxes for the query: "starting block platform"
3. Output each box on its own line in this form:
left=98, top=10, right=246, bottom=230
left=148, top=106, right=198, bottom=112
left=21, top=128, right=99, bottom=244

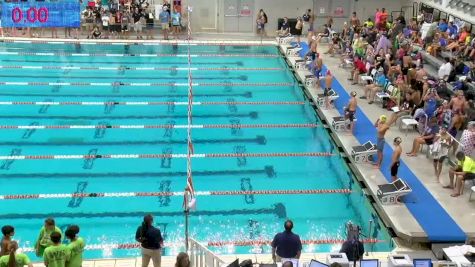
left=377, top=178, right=412, bottom=205
left=351, top=141, right=377, bottom=163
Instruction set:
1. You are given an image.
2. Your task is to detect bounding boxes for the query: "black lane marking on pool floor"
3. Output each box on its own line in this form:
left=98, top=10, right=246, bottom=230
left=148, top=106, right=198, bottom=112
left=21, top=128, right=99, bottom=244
left=83, top=149, right=98, bottom=169
left=0, top=148, right=21, bottom=170
left=158, top=180, right=172, bottom=207
left=241, top=177, right=255, bottom=204
left=161, top=148, right=172, bottom=168
left=0, top=59, right=246, bottom=66
left=68, top=181, right=88, bottom=208
left=234, top=145, right=247, bottom=167
left=0, top=203, right=286, bottom=219
left=0, top=112, right=259, bottom=120
left=22, top=122, right=39, bottom=139
left=0, top=92, right=253, bottom=98
left=0, top=166, right=276, bottom=178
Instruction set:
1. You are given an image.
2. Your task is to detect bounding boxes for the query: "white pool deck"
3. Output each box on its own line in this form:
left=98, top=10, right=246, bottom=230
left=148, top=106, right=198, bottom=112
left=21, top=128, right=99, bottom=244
left=1, top=36, right=473, bottom=266
left=279, top=43, right=475, bottom=243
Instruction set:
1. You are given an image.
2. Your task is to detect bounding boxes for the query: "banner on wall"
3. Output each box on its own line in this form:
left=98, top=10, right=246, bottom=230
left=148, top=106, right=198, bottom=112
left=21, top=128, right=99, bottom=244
left=240, top=3, right=251, bottom=17
left=334, top=7, right=344, bottom=16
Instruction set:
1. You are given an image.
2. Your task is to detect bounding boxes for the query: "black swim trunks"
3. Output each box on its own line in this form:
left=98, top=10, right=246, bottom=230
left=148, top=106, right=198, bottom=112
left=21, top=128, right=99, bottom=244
left=391, top=161, right=400, bottom=177
left=346, top=110, right=355, bottom=122
left=324, top=88, right=331, bottom=96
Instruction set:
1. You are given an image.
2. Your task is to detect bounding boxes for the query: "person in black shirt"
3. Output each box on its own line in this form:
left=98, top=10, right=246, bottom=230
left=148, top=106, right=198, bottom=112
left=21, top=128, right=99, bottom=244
left=340, top=239, right=364, bottom=261
left=271, top=220, right=302, bottom=263
left=136, top=214, right=164, bottom=267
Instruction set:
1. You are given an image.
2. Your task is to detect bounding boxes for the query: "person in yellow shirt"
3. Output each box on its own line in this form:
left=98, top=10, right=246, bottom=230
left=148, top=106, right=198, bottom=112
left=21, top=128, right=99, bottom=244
left=451, top=151, right=475, bottom=197
left=35, top=218, right=62, bottom=257
left=0, top=241, right=33, bottom=267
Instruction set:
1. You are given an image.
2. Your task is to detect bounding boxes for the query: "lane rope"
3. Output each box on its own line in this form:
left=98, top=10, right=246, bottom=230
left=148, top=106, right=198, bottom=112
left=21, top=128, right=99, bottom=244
left=0, top=189, right=352, bottom=200
left=0, top=101, right=306, bottom=106
left=17, top=238, right=382, bottom=252
left=0, top=51, right=278, bottom=58
left=1, top=39, right=276, bottom=46
left=0, top=152, right=335, bottom=160
left=0, top=123, right=319, bottom=130
left=0, top=82, right=293, bottom=87
left=0, top=65, right=282, bottom=71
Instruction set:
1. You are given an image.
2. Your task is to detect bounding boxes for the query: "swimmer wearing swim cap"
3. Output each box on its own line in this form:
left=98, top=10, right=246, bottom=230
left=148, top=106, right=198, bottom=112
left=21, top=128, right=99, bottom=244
left=373, top=115, right=390, bottom=169
left=345, top=91, right=358, bottom=134
left=391, top=137, right=403, bottom=181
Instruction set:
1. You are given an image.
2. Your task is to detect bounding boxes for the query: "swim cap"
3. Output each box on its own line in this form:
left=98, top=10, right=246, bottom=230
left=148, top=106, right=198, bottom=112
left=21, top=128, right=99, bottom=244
left=379, top=115, right=387, bottom=122
left=350, top=91, right=357, bottom=97
left=394, top=137, right=402, bottom=144
left=326, top=70, right=331, bottom=75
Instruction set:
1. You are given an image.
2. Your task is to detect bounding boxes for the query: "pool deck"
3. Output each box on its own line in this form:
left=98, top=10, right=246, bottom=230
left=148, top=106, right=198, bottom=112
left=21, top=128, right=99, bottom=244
left=279, top=43, right=475, bottom=245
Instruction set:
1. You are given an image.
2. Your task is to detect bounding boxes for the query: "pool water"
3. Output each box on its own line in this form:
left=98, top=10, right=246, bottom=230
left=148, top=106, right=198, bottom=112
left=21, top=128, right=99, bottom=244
left=0, top=42, right=393, bottom=259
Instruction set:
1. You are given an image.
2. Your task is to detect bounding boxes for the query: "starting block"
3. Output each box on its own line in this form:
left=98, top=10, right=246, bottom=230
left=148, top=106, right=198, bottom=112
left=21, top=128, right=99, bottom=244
left=377, top=178, right=412, bottom=205
left=277, top=35, right=294, bottom=44
left=286, top=46, right=302, bottom=56
left=294, top=59, right=307, bottom=70
left=316, top=89, right=339, bottom=107
left=305, top=75, right=317, bottom=87
left=351, top=141, right=377, bottom=163
left=331, top=116, right=352, bottom=131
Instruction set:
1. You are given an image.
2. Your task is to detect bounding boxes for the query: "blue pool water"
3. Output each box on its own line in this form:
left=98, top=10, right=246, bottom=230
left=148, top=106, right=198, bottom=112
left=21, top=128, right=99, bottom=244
left=0, top=42, right=393, bottom=259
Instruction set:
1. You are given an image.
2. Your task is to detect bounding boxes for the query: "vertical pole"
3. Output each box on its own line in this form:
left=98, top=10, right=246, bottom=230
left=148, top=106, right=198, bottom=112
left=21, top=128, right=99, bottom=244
left=366, top=220, right=373, bottom=256
left=185, top=208, right=190, bottom=252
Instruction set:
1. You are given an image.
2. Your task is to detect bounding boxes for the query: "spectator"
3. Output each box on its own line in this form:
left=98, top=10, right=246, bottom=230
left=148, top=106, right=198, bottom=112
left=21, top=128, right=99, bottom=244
left=65, top=225, right=85, bottom=267
left=348, top=55, right=366, bottom=85
left=406, top=117, right=439, bottom=157
left=145, top=6, right=155, bottom=40
left=431, top=126, right=452, bottom=182
left=44, top=232, right=70, bottom=267
left=438, top=57, right=453, bottom=80
left=295, top=17, right=303, bottom=47
left=277, top=17, right=291, bottom=37
left=271, top=220, right=302, bottom=263
left=361, top=69, right=386, bottom=104
left=132, top=7, right=145, bottom=39
left=0, top=226, right=14, bottom=256
left=339, top=238, right=364, bottom=261
left=387, top=92, right=416, bottom=126
left=302, top=9, right=313, bottom=35
left=0, top=241, right=32, bottom=267
left=450, top=151, right=475, bottom=197
left=91, top=26, right=102, bottom=39
left=159, top=6, right=171, bottom=40
left=136, top=214, right=163, bottom=267
left=438, top=19, right=448, bottom=32
left=350, top=12, right=360, bottom=27
left=256, top=9, right=268, bottom=37
left=175, top=252, right=190, bottom=267
left=171, top=7, right=182, bottom=39
left=35, top=218, right=62, bottom=258
left=461, top=121, right=475, bottom=159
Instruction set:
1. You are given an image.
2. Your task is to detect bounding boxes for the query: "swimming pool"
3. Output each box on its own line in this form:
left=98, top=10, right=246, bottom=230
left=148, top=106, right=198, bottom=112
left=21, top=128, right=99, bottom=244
left=0, top=41, right=393, bottom=259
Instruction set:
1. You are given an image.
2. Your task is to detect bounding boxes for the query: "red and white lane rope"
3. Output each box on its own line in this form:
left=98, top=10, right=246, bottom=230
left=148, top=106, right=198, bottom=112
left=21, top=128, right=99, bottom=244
left=0, top=123, right=319, bottom=130
left=0, top=81, right=293, bottom=87
left=0, top=189, right=352, bottom=200
left=0, top=152, right=334, bottom=160
left=18, top=238, right=382, bottom=252
left=185, top=4, right=196, bottom=199
left=0, top=51, right=278, bottom=58
left=0, top=65, right=282, bottom=71
left=2, top=39, right=275, bottom=46
left=0, top=101, right=305, bottom=106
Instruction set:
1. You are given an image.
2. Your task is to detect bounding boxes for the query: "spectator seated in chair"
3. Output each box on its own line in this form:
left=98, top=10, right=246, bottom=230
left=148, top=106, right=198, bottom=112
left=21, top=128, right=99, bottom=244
left=406, top=117, right=439, bottom=157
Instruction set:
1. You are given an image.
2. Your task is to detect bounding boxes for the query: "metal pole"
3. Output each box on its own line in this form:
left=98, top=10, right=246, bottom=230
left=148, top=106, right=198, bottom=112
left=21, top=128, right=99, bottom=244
left=185, top=208, right=190, bottom=252
left=366, top=220, right=373, bottom=256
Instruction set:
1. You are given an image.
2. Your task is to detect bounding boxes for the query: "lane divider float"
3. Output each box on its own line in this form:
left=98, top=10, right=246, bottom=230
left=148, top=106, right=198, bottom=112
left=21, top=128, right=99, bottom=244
left=0, top=101, right=305, bottom=106
left=0, top=123, right=319, bottom=130
left=0, top=51, right=279, bottom=58
left=0, top=82, right=293, bottom=87
left=0, top=189, right=352, bottom=200
left=0, top=152, right=334, bottom=160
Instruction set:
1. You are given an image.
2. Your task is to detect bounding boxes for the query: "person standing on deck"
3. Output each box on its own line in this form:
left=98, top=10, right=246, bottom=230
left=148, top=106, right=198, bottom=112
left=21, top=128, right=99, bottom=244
left=391, top=137, right=402, bottom=181
left=374, top=115, right=390, bottom=169
left=345, top=91, right=358, bottom=134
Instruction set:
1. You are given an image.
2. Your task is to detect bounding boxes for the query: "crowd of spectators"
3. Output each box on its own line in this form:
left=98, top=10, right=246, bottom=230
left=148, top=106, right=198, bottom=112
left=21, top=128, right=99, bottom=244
left=301, top=8, right=475, bottom=197
left=2, top=0, right=185, bottom=40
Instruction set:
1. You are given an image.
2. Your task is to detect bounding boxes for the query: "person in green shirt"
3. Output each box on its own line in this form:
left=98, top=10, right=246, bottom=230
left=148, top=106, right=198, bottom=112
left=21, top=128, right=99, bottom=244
left=0, top=241, right=33, bottom=267
left=35, top=218, right=62, bottom=257
left=44, top=232, right=70, bottom=267
left=451, top=151, right=475, bottom=197
left=65, top=225, right=84, bottom=267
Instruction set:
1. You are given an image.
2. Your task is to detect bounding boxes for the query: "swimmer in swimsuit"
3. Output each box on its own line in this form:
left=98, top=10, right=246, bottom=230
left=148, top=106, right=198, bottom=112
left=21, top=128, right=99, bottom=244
left=374, top=115, right=390, bottom=168
left=346, top=91, right=358, bottom=134
left=391, top=137, right=402, bottom=181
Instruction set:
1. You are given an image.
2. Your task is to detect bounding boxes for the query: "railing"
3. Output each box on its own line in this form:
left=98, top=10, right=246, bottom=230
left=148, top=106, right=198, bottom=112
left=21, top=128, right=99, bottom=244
left=189, top=238, right=227, bottom=267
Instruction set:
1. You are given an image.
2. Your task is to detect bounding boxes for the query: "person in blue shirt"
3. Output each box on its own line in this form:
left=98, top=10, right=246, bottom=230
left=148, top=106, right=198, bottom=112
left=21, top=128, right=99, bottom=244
left=447, top=21, right=457, bottom=38
left=171, top=7, right=181, bottom=39
left=438, top=19, right=448, bottom=32
left=361, top=70, right=387, bottom=104
left=159, top=6, right=171, bottom=40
